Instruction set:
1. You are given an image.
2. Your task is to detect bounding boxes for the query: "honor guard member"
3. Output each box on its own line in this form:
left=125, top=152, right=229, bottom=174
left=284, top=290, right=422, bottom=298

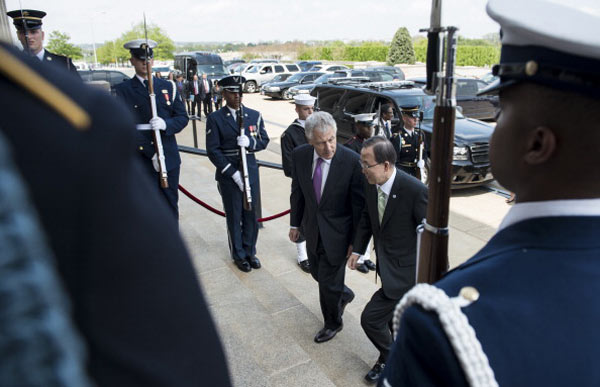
left=281, top=94, right=315, bottom=273
left=206, top=75, right=270, bottom=273
left=344, top=113, right=377, bottom=274
left=115, top=39, right=188, bottom=218
left=0, top=41, right=230, bottom=386
left=381, top=1, right=600, bottom=386
left=6, top=9, right=80, bottom=78
left=391, top=105, right=422, bottom=177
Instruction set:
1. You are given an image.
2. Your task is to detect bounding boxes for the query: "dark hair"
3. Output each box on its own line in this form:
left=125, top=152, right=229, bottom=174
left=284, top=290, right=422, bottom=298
left=363, top=136, right=396, bottom=165
left=381, top=104, right=393, bottom=114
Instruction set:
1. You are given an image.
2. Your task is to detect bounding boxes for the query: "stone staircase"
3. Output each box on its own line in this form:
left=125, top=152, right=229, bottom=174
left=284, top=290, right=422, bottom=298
left=175, top=119, right=498, bottom=386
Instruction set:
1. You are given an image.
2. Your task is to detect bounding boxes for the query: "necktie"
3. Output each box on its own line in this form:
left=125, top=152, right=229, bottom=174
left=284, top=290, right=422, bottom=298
left=377, top=187, right=387, bottom=224
left=143, top=79, right=148, bottom=88
left=385, top=122, right=390, bottom=137
left=204, top=80, right=209, bottom=92
left=313, top=158, right=324, bottom=204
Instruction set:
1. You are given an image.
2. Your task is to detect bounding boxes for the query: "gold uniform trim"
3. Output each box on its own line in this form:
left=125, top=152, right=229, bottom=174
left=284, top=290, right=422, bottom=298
left=13, top=16, right=43, bottom=20
left=0, top=46, right=90, bottom=130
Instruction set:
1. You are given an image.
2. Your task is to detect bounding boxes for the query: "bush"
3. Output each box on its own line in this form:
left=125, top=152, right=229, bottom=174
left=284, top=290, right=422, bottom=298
left=414, top=41, right=500, bottom=67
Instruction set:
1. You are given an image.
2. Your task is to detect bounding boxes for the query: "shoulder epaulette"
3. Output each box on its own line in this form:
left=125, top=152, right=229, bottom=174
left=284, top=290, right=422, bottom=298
left=0, top=46, right=90, bottom=130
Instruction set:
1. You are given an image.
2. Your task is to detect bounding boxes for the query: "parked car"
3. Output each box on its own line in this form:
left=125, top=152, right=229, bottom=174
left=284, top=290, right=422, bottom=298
left=242, top=63, right=301, bottom=93
left=229, top=63, right=254, bottom=74
left=308, top=64, right=349, bottom=73
left=366, top=65, right=406, bottom=80
left=297, top=60, right=322, bottom=71
left=260, top=73, right=294, bottom=94
left=409, top=77, right=498, bottom=121
left=224, top=58, right=245, bottom=67
left=151, top=66, right=171, bottom=78
left=262, top=71, right=324, bottom=99
left=479, top=71, right=499, bottom=85
left=250, top=59, right=279, bottom=63
left=79, top=70, right=130, bottom=95
left=285, top=70, right=391, bottom=99
left=311, top=82, right=495, bottom=187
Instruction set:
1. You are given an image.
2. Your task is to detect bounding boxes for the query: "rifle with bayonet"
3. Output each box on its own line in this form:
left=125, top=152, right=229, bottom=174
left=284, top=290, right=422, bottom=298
left=143, top=14, right=168, bottom=188
left=415, top=111, right=426, bottom=182
left=415, top=0, right=459, bottom=284
left=237, top=76, right=252, bottom=211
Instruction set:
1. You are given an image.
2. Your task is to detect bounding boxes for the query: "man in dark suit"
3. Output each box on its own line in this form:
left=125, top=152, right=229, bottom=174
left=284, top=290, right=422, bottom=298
left=115, top=39, right=188, bottom=218
left=289, top=111, right=365, bottom=343
left=206, top=75, right=270, bottom=273
left=188, top=74, right=201, bottom=118
left=0, top=41, right=230, bottom=386
left=347, top=136, right=427, bottom=384
left=6, top=9, right=80, bottom=78
left=200, top=73, right=213, bottom=117
left=381, top=1, right=600, bottom=386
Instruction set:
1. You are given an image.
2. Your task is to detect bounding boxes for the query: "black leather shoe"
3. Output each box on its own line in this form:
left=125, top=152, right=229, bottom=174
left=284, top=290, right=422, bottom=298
left=246, top=256, right=261, bottom=269
left=364, top=362, right=385, bottom=384
left=234, top=259, right=252, bottom=272
left=356, top=263, right=369, bottom=273
left=364, top=259, right=376, bottom=271
left=314, top=325, right=343, bottom=343
left=298, top=260, right=311, bottom=273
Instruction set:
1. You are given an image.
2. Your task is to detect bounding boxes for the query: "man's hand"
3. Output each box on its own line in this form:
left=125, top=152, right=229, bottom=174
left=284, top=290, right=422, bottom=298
left=346, top=245, right=353, bottom=258
left=237, top=134, right=250, bottom=148
left=231, top=171, right=244, bottom=192
left=289, top=228, right=300, bottom=242
left=150, top=117, right=167, bottom=131
left=347, top=253, right=360, bottom=270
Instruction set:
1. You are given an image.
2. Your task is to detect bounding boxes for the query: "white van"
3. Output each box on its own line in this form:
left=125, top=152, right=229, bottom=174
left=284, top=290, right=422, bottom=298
left=242, top=63, right=300, bottom=93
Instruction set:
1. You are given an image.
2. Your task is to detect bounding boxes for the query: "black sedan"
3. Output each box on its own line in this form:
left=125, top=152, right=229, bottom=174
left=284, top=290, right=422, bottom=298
left=262, top=71, right=324, bottom=99
left=409, top=77, right=499, bottom=121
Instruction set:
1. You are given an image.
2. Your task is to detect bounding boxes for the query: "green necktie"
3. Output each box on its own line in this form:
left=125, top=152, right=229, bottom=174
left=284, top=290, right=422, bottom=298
left=377, top=187, right=387, bottom=224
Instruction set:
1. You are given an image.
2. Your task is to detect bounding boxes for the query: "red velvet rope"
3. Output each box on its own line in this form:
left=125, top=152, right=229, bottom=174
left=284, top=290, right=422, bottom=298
left=178, top=185, right=290, bottom=222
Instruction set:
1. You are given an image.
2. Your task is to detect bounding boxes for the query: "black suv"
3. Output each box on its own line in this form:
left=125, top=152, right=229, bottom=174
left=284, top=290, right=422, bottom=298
left=312, top=82, right=495, bottom=187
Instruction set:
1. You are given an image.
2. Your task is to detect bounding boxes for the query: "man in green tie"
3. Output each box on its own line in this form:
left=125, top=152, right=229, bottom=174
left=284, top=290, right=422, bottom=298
left=348, top=136, right=427, bottom=384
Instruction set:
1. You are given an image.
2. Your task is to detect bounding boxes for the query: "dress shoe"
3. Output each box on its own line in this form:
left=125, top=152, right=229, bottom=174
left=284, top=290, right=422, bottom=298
left=298, top=260, right=311, bottom=273
left=234, top=259, right=252, bottom=272
left=314, top=325, right=343, bottom=343
left=364, top=361, right=385, bottom=384
left=246, top=256, right=261, bottom=269
left=364, top=259, right=376, bottom=271
left=356, top=263, right=369, bottom=273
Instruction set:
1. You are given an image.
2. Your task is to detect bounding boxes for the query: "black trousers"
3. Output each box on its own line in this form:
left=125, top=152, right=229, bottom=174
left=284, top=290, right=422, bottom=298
left=203, top=96, right=213, bottom=116
left=361, top=288, right=399, bottom=363
left=191, top=95, right=200, bottom=116
left=308, top=238, right=354, bottom=329
left=141, top=160, right=179, bottom=219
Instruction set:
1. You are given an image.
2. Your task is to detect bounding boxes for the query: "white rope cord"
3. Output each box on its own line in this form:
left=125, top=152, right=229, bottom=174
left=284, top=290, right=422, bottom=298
left=391, top=283, right=499, bottom=387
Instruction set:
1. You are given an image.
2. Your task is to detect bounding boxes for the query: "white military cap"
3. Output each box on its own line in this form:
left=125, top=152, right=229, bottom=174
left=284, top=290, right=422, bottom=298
left=480, top=0, right=600, bottom=98
left=123, top=39, right=158, bottom=60
left=293, top=94, right=316, bottom=106
left=353, top=113, right=376, bottom=125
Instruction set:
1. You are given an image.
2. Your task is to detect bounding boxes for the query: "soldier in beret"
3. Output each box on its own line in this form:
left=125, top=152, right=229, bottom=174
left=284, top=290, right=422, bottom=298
left=6, top=9, right=80, bottom=78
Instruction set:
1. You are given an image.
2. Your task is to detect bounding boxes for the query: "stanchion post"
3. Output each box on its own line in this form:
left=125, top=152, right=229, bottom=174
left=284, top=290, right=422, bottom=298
left=256, top=165, right=264, bottom=228
left=192, top=118, right=198, bottom=148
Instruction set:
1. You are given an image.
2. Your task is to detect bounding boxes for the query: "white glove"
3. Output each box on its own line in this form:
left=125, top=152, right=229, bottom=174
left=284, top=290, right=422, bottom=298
left=232, top=171, right=244, bottom=192
left=150, top=117, right=167, bottom=131
left=237, top=134, right=250, bottom=148
left=151, top=153, right=159, bottom=172
left=417, top=159, right=425, bottom=169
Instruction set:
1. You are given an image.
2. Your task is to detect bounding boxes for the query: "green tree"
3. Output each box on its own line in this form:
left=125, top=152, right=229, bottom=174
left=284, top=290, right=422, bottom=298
left=387, top=27, right=415, bottom=65
left=117, top=22, right=175, bottom=60
left=46, top=30, right=83, bottom=59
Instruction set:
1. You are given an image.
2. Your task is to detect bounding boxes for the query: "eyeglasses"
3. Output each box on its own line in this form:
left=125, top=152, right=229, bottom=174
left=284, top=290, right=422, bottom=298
left=360, top=161, right=382, bottom=169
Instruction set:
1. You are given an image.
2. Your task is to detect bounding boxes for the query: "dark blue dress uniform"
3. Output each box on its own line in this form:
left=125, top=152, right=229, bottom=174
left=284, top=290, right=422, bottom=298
left=115, top=75, right=188, bottom=217
left=381, top=0, right=600, bottom=386
left=206, top=104, right=270, bottom=265
left=0, top=42, right=230, bottom=386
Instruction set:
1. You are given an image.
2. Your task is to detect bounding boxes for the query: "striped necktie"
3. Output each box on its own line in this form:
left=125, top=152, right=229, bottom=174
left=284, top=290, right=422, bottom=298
left=377, top=187, right=387, bottom=224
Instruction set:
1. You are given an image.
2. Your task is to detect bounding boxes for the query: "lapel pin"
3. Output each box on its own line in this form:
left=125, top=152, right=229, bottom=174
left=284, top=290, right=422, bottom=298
left=392, top=194, right=396, bottom=199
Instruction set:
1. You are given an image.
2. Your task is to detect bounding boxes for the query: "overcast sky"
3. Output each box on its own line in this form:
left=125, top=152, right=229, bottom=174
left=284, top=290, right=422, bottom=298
left=5, top=0, right=599, bottom=45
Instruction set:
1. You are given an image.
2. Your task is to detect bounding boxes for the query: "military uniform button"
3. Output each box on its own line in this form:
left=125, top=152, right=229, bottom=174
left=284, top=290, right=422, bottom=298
left=459, top=286, right=480, bottom=302
left=139, top=146, right=144, bottom=151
